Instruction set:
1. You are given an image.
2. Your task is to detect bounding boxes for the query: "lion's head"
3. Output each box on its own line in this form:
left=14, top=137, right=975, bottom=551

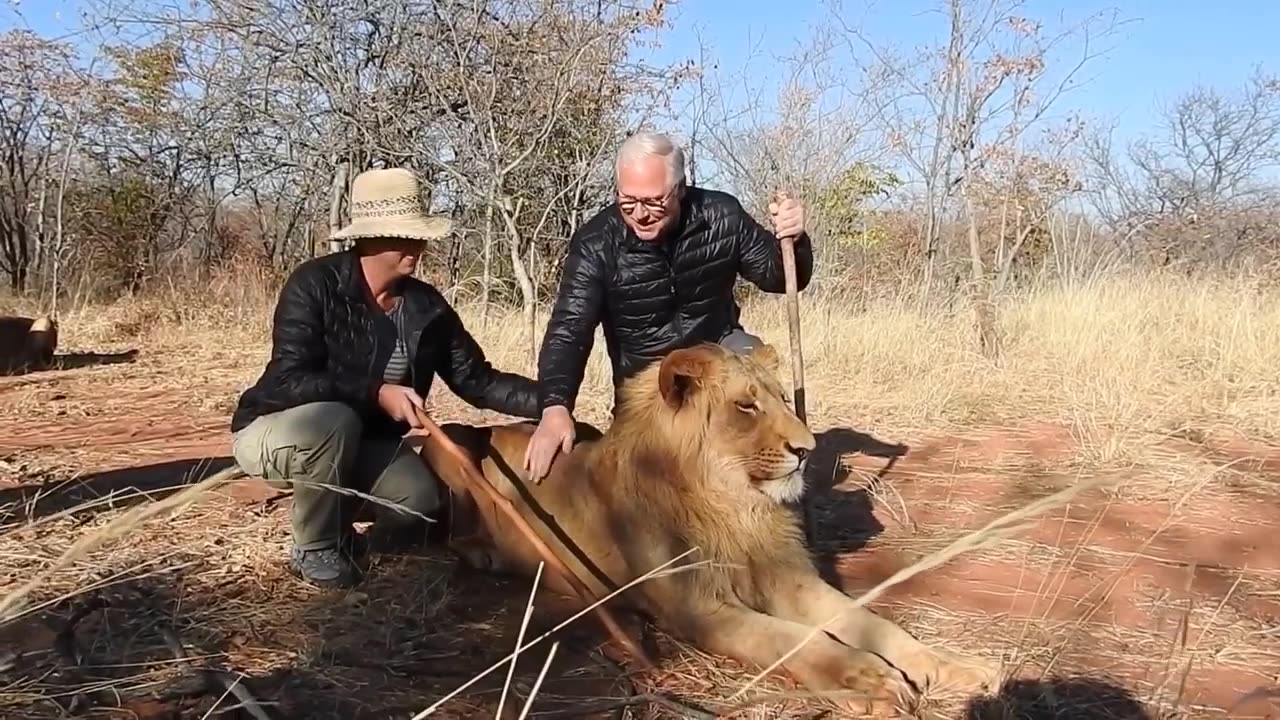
left=613, top=341, right=816, bottom=505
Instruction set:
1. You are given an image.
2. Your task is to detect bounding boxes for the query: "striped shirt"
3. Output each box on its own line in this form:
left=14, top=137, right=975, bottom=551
left=378, top=297, right=411, bottom=385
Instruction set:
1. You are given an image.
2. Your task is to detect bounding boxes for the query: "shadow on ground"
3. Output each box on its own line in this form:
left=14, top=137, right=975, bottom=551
left=0, top=456, right=238, bottom=524
left=1, top=575, right=252, bottom=719
left=0, top=542, right=654, bottom=719
left=255, top=563, right=649, bottom=719
left=0, top=349, right=140, bottom=377
left=805, top=426, right=906, bottom=586
left=966, top=676, right=1157, bottom=719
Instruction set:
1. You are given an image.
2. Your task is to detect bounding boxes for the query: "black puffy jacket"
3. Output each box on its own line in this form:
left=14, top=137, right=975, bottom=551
left=537, top=186, right=814, bottom=412
left=231, top=249, right=539, bottom=436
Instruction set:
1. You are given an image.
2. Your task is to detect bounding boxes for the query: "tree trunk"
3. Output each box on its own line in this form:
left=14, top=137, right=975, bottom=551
left=963, top=190, right=1000, bottom=359
left=481, top=199, right=494, bottom=328
left=33, top=142, right=51, bottom=285
left=51, top=107, right=80, bottom=318
left=920, top=192, right=938, bottom=303
left=498, top=195, right=537, bottom=366
left=327, top=161, right=349, bottom=255
left=527, top=233, right=539, bottom=365
left=995, top=223, right=1039, bottom=294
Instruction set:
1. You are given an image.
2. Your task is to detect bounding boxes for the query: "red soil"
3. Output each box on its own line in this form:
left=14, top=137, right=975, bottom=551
left=2, top=366, right=1278, bottom=718
left=832, top=427, right=1280, bottom=718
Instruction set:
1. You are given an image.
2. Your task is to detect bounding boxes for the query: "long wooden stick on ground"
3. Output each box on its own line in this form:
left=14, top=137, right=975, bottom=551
left=409, top=408, right=654, bottom=670
left=774, top=192, right=817, bottom=548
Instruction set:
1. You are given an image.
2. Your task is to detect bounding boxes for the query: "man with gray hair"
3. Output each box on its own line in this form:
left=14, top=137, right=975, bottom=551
left=524, top=131, right=812, bottom=480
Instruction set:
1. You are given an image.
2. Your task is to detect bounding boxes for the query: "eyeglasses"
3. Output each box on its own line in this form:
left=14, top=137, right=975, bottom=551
left=618, top=184, right=680, bottom=216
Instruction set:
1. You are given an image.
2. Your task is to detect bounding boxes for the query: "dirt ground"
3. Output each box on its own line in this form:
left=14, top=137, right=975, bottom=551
left=1, top=342, right=1278, bottom=719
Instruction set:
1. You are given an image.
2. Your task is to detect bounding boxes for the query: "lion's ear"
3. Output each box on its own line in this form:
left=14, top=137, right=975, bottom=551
left=748, top=343, right=780, bottom=373
left=658, top=345, right=721, bottom=409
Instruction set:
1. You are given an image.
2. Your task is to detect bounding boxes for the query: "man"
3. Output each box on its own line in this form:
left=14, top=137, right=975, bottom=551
left=230, top=167, right=539, bottom=588
left=524, top=131, right=812, bottom=480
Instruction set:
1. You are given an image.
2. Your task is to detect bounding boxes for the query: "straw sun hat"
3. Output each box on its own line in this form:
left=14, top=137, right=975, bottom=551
left=330, top=168, right=453, bottom=243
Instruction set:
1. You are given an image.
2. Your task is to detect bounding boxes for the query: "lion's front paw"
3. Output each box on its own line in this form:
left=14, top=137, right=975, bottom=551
left=934, top=650, right=1000, bottom=695
left=798, top=647, right=917, bottom=716
left=906, top=648, right=1000, bottom=697
left=448, top=538, right=507, bottom=572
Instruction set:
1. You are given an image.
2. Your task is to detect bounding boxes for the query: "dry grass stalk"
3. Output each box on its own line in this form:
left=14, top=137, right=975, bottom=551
left=1041, top=467, right=1218, bottom=678
left=496, top=561, right=545, bottom=720
left=516, top=641, right=559, bottom=720
left=0, top=465, right=244, bottom=624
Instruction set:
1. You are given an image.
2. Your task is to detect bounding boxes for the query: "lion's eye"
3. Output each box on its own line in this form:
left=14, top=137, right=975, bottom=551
left=735, top=399, right=759, bottom=414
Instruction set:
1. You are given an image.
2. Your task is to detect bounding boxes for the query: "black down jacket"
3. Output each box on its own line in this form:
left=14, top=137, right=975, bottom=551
left=537, top=186, right=814, bottom=413
left=231, top=249, right=539, bottom=436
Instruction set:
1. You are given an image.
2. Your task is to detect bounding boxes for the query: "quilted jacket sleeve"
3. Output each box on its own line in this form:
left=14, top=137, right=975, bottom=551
left=436, top=307, right=540, bottom=419
left=732, top=196, right=814, bottom=293
left=260, top=268, right=381, bottom=415
left=536, top=227, right=606, bottom=414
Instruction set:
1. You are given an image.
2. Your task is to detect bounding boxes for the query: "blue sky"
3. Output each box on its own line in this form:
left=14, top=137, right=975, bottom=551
left=644, top=0, right=1279, bottom=144
left=5, top=0, right=1278, bottom=148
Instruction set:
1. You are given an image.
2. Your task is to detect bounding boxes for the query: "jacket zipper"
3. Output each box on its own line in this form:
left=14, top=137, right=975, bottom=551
left=365, top=305, right=379, bottom=390
left=401, top=302, right=416, bottom=392
left=666, top=239, right=684, bottom=338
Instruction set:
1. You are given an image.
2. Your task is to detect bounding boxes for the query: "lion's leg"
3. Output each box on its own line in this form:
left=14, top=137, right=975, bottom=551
left=767, top=576, right=998, bottom=696
left=417, top=425, right=515, bottom=573
left=674, top=603, right=916, bottom=715
left=446, top=494, right=582, bottom=598
left=424, top=423, right=591, bottom=600
left=442, top=484, right=508, bottom=572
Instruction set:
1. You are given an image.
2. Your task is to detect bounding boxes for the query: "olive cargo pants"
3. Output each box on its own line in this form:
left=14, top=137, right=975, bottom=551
left=231, top=401, right=441, bottom=551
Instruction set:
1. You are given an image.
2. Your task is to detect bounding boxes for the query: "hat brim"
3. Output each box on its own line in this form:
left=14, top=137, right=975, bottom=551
left=330, top=215, right=452, bottom=242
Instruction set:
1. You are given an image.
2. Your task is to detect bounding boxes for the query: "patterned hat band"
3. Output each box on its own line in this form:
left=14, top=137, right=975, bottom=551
left=350, top=194, right=424, bottom=220
left=330, top=168, right=453, bottom=242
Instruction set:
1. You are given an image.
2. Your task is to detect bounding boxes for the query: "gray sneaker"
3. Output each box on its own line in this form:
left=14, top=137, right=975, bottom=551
left=288, top=545, right=363, bottom=588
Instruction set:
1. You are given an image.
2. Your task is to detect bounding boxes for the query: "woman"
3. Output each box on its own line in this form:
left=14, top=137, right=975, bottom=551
left=230, top=168, right=539, bottom=588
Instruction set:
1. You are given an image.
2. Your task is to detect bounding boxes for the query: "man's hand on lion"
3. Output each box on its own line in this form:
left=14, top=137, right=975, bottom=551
left=523, top=405, right=575, bottom=482
left=378, top=383, right=428, bottom=430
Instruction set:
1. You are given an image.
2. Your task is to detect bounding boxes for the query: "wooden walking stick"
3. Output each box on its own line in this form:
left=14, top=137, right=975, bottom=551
left=774, top=191, right=817, bottom=548
left=408, top=408, right=654, bottom=670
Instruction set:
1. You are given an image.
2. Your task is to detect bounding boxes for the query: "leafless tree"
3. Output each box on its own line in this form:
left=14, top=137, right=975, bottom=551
left=0, top=30, right=74, bottom=292
left=1083, top=68, right=1280, bottom=269
left=688, top=23, right=897, bottom=297
left=843, top=0, right=1119, bottom=356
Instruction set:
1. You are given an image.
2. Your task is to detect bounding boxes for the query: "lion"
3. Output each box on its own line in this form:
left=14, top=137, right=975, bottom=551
left=421, top=341, right=998, bottom=714
left=0, top=314, right=58, bottom=375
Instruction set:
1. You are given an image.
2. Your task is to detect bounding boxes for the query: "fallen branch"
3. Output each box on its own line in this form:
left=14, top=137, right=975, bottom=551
left=49, top=596, right=110, bottom=714
left=48, top=597, right=206, bottom=715
left=568, top=645, right=718, bottom=720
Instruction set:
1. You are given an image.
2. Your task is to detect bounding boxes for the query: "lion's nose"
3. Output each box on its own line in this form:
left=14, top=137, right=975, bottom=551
left=788, top=444, right=809, bottom=462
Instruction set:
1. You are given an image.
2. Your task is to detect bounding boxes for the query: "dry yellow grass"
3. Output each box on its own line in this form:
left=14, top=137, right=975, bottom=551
left=1, top=267, right=1277, bottom=719
left=15, top=267, right=1274, bottom=435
